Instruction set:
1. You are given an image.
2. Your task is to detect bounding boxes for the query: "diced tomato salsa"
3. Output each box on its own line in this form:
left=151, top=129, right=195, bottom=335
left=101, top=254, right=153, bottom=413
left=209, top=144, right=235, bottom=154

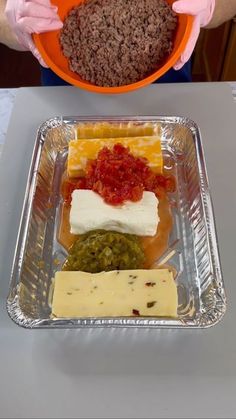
left=62, top=144, right=175, bottom=205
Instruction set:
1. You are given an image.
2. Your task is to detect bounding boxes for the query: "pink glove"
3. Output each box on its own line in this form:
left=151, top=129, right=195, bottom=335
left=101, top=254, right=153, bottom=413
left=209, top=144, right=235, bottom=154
left=172, top=0, right=215, bottom=70
left=5, top=0, right=63, bottom=67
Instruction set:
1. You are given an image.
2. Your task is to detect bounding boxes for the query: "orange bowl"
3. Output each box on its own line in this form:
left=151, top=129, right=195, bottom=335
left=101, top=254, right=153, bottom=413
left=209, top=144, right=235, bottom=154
left=34, top=0, right=193, bottom=94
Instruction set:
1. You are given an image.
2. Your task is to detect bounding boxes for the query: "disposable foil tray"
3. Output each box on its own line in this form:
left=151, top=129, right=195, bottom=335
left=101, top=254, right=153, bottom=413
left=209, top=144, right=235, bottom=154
left=7, top=116, right=226, bottom=328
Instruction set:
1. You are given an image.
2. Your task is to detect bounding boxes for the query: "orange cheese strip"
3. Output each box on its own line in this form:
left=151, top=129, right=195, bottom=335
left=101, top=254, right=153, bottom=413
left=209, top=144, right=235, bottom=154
left=68, top=136, right=163, bottom=177
left=77, top=122, right=159, bottom=139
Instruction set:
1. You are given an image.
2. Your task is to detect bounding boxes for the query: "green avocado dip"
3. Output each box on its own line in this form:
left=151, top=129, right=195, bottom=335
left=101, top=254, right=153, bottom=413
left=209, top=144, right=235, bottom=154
left=63, top=230, right=145, bottom=273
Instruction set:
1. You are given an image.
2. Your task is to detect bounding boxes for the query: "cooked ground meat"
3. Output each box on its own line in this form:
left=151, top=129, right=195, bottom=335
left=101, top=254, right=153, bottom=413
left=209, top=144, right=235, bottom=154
left=60, top=0, right=177, bottom=87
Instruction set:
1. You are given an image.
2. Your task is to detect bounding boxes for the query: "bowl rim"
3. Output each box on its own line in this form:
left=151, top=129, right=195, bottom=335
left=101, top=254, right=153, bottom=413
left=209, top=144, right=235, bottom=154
left=34, top=14, right=193, bottom=94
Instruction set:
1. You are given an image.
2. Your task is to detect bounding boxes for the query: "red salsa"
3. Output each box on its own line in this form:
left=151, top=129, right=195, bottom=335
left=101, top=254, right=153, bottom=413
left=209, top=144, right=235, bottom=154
left=62, top=143, right=175, bottom=205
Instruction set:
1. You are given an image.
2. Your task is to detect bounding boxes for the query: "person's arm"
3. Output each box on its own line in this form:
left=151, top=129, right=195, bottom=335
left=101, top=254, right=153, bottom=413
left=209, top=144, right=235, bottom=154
left=207, top=0, right=236, bottom=28
left=172, top=0, right=236, bottom=70
left=0, top=0, right=62, bottom=65
left=0, top=0, right=23, bottom=50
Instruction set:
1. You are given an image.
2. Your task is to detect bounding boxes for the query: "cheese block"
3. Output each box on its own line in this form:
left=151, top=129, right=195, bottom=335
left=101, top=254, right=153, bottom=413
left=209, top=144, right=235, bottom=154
left=51, top=269, right=178, bottom=318
left=77, top=122, right=159, bottom=139
left=68, top=136, right=163, bottom=177
left=70, top=189, right=159, bottom=236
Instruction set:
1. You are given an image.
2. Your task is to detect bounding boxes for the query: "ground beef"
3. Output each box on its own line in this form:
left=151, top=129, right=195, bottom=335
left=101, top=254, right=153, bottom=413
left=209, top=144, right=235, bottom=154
left=60, top=0, right=177, bottom=87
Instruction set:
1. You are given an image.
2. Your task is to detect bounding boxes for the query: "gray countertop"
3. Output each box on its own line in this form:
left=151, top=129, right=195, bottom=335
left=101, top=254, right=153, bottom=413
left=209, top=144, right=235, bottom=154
left=1, top=83, right=236, bottom=155
left=0, top=83, right=236, bottom=419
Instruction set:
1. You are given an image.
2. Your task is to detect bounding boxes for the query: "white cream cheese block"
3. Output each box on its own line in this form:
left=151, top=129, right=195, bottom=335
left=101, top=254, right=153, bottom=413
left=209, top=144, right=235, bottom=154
left=70, top=189, right=159, bottom=236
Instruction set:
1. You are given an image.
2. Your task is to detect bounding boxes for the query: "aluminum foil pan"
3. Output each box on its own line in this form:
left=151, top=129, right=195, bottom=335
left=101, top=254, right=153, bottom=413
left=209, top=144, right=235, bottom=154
left=7, top=116, right=226, bottom=328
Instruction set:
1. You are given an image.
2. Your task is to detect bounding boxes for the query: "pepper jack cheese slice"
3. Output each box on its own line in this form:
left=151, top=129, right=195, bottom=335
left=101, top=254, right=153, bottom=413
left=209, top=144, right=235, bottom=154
left=51, top=269, right=178, bottom=318
left=77, top=122, right=159, bottom=139
left=67, top=136, right=163, bottom=177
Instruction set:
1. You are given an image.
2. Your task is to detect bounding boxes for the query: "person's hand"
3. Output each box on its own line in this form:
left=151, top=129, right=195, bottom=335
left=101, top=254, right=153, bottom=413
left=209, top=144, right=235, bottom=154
left=172, top=0, right=215, bottom=70
left=5, top=0, right=63, bottom=67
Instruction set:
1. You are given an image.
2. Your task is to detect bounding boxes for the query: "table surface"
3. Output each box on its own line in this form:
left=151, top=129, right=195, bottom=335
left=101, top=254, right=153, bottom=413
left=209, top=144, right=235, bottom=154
left=0, top=83, right=236, bottom=419
left=0, top=82, right=236, bottom=152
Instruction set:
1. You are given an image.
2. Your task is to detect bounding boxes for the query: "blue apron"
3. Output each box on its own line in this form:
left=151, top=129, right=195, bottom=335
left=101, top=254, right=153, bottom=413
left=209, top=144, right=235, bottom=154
left=40, top=60, right=191, bottom=86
